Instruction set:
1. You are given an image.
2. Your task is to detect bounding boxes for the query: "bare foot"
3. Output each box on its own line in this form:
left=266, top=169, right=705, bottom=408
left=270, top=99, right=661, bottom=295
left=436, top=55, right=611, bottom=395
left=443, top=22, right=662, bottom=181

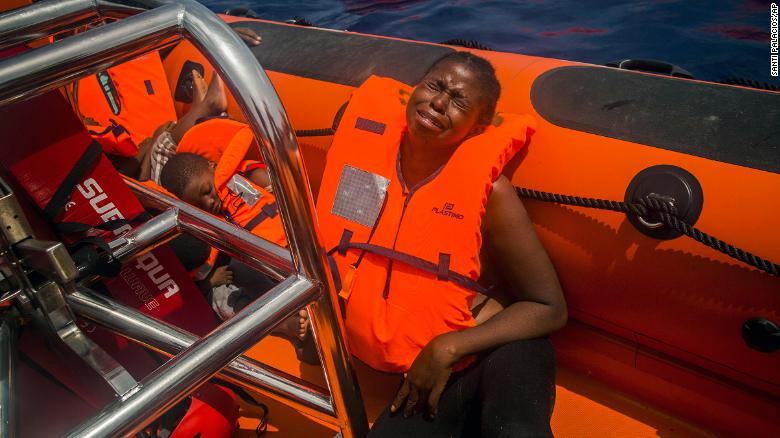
left=171, top=71, right=228, bottom=144
left=191, top=69, right=207, bottom=104
left=296, top=308, right=309, bottom=341
left=273, top=309, right=309, bottom=341
left=191, top=69, right=227, bottom=117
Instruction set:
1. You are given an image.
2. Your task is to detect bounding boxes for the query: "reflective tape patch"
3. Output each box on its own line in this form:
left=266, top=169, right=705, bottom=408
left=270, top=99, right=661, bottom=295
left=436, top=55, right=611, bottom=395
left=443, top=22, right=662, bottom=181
left=227, top=174, right=261, bottom=206
left=332, top=165, right=389, bottom=228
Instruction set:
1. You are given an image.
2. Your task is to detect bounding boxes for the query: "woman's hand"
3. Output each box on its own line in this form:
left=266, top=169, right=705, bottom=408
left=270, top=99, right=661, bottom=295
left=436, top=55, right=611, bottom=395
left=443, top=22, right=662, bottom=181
left=234, top=27, right=262, bottom=46
left=390, top=332, right=461, bottom=418
left=208, top=265, right=233, bottom=287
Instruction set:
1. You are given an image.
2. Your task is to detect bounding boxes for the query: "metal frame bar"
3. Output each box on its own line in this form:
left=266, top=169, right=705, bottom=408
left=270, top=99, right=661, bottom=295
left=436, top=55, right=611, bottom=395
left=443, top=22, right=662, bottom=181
left=123, top=179, right=293, bottom=281
left=68, top=287, right=335, bottom=422
left=0, top=0, right=368, bottom=436
left=0, top=2, right=180, bottom=106
left=0, top=0, right=143, bottom=52
left=107, top=208, right=180, bottom=261
left=0, top=318, right=16, bottom=438
left=68, top=275, right=316, bottom=437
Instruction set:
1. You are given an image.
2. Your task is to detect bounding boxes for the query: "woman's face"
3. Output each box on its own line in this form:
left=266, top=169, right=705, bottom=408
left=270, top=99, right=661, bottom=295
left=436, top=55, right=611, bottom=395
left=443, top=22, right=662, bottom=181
left=406, top=60, right=487, bottom=150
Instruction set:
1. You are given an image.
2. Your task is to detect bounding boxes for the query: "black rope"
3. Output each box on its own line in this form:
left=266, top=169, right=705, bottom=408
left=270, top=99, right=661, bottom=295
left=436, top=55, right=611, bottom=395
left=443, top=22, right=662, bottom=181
left=515, top=187, right=780, bottom=277
left=295, top=127, right=335, bottom=137
left=438, top=39, right=492, bottom=51
left=717, top=77, right=780, bottom=92
left=287, top=16, right=317, bottom=27
left=294, top=101, right=349, bottom=137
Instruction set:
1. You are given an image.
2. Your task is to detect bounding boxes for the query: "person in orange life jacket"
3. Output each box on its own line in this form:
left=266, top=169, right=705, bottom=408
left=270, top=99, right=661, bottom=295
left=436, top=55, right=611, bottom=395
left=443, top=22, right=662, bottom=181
left=66, top=26, right=261, bottom=178
left=317, top=52, right=566, bottom=437
left=159, top=152, right=307, bottom=340
left=136, top=69, right=228, bottom=182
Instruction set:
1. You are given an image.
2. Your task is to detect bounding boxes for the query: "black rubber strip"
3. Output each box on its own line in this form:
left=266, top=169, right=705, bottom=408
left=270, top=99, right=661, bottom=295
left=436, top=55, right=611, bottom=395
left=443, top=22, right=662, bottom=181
left=530, top=66, right=780, bottom=174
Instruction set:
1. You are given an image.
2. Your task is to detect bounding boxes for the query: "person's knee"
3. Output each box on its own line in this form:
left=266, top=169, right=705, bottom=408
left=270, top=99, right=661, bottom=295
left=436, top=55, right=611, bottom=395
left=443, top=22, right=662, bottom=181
left=479, top=338, right=557, bottom=418
left=474, top=339, right=556, bottom=437
left=483, top=338, right=555, bottom=375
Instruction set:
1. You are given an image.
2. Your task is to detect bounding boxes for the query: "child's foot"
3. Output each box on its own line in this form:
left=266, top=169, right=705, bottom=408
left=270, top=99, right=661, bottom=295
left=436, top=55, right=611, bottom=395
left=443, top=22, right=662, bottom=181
left=273, top=309, right=309, bottom=341
left=191, top=69, right=207, bottom=103
left=192, top=69, right=228, bottom=117
left=170, top=70, right=228, bottom=143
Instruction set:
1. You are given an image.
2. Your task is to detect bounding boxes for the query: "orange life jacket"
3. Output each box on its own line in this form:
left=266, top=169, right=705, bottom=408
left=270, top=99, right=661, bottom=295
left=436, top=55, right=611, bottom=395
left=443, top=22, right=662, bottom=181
left=178, top=118, right=287, bottom=247
left=317, top=75, right=534, bottom=372
left=66, top=52, right=177, bottom=157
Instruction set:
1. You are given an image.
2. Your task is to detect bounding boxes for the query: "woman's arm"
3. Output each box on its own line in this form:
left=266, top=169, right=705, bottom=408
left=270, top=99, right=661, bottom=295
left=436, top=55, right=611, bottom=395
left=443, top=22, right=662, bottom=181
left=391, top=175, right=566, bottom=417
left=442, top=175, right=566, bottom=353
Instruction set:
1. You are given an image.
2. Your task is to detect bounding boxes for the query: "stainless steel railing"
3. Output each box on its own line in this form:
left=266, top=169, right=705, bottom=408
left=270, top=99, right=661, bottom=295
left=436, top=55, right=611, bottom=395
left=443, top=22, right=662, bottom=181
left=67, top=286, right=335, bottom=421
left=0, top=0, right=144, bottom=52
left=70, top=275, right=318, bottom=438
left=0, top=0, right=368, bottom=436
left=0, top=318, right=15, bottom=438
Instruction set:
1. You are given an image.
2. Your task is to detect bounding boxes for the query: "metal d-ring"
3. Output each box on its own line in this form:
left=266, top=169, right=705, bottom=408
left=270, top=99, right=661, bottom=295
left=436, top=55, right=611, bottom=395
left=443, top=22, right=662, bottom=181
left=636, top=193, right=676, bottom=229
left=636, top=216, right=664, bottom=229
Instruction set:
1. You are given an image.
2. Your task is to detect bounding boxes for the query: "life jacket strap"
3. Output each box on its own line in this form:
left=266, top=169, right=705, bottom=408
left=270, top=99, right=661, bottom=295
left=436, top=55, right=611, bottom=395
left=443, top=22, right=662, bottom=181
left=244, top=202, right=279, bottom=232
left=331, top=229, right=487, bottom=294
left=87, top=118, right=127, bottom=138
left=324, top=253, right=347, bottom=319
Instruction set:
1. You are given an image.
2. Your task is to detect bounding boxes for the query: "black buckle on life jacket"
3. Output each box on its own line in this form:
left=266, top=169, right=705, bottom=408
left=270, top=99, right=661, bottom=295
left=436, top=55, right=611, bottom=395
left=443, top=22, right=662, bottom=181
left=337, top=229, right=353, bottom=256
left=437, top=253, right=451, bottom=281
left=245, top=203, right=279, bottom=232
left=262, top=203, right=278, bottom=218
left=109, top=119, right=127, bottom=137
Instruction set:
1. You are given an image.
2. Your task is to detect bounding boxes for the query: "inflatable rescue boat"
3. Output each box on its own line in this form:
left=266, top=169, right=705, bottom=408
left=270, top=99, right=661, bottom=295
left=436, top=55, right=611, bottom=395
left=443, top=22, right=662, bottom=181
left=0, top=1, right=777, bottom=437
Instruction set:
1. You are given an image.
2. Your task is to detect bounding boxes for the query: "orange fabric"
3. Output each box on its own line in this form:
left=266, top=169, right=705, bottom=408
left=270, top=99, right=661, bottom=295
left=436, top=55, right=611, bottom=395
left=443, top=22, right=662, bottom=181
left=138, top=178, right=176, bottom=197
left=179, top=119, right=287, bottom=247
left=174, top=118, right=247, bottom=164
left=67, top=52, right=176, bottom=157
left=0, top=0, right=30, bottom=12
left=317, top=76, right=533, bottom=372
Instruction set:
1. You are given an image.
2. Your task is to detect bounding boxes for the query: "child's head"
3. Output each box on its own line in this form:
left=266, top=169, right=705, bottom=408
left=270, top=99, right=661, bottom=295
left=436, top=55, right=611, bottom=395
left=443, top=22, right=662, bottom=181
left=160, top=152, right=221, bottom=214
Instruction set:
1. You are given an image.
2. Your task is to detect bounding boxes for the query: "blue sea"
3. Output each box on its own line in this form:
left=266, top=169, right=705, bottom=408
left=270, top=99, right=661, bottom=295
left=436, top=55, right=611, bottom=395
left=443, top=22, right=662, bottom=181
left=200, top=0, right=779, bottom=86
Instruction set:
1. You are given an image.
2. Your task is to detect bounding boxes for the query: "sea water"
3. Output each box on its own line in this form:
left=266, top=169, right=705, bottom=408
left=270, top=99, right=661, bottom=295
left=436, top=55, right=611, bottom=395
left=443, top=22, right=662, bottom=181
left=200, top=0, right=778, bottom=86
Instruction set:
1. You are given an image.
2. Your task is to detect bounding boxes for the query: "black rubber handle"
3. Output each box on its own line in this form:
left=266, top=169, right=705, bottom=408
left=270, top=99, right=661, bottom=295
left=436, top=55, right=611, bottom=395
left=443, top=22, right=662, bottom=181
left=223, top=7, right=260, bottom=19
left=606, top=59, right=694, bottom=79
left=742, top=318, right=780, bottom=353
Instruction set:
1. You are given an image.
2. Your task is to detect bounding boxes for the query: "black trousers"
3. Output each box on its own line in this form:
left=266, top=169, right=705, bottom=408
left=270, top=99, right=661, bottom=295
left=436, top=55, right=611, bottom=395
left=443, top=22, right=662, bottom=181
left=369, top=338, right=556, bottom=438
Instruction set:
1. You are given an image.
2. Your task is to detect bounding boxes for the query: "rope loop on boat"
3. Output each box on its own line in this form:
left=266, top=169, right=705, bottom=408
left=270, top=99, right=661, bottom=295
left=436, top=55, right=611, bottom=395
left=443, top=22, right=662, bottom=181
left=515, top=187, right=780, bottom=277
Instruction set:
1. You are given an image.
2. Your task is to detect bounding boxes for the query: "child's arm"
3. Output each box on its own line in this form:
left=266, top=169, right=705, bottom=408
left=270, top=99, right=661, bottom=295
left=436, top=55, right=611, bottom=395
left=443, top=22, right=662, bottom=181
left=207, top=265, right=234, bottom=287
left=138, top=121, right=176, bottom=181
